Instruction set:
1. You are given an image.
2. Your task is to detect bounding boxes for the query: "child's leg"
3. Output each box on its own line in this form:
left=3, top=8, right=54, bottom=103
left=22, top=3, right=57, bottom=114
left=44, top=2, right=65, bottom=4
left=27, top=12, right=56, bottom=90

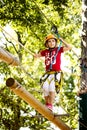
left=44, top=92, right=55, bottom=105
left=42, top=80, right=49, bottom=104
left=49, top=75, right=56, bottom=104
left=44, top=95, right=50, bottom=104
left=49, top=91, right=55, bottom=104
left=42, top=74, right=55, bottom=111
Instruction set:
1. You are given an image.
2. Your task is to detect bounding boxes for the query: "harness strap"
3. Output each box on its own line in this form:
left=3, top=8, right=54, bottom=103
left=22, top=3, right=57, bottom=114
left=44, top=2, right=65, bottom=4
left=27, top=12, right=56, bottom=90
left=55, top=71, right=63, bottom=93
left=49, top=40, right=62, bottom=70
left=46, top=70, right=61, bottom=74
left=40, top=73, right=49, bottom=83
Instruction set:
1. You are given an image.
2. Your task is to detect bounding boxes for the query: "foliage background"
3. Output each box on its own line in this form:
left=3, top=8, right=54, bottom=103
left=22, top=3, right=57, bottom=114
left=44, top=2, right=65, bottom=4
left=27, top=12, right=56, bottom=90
left=0, top=0, right=81, bottom=129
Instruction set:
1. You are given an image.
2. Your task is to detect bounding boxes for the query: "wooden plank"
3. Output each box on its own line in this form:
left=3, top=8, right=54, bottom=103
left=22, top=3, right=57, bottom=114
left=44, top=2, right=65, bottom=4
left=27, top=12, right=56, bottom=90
left=54, top=113, right=69, bottom=117
left=6, top=78, right=71, bottom=130
left=31, top=113, right=69, bottom=118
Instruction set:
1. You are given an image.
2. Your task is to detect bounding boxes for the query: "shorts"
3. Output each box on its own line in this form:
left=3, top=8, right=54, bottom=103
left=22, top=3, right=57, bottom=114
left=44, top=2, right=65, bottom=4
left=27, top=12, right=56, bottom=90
left=42, top=73, right=61, bottom=96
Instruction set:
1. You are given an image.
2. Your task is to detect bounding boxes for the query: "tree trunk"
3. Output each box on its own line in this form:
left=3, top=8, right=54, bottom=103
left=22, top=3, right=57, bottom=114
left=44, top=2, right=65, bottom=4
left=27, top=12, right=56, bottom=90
left=79, top=0, right=87, bottom=129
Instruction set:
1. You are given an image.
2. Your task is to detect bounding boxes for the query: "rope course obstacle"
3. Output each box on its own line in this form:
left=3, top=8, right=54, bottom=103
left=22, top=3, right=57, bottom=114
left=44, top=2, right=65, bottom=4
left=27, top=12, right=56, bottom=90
left=0, top=25, right=79, bottom=129
left=0, top=4, right=79, bottom=128
left=6, top=78, right=71, bottom=130
left=0, top=21, right=83, bottom=129
left=0, top=29, right=71, bottom=129
left=0, top=32, right=86, bottom=129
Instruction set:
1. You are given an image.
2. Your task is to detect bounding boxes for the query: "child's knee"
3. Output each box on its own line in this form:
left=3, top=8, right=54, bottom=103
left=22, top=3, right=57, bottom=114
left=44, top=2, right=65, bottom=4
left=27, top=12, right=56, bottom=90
left=43, top=88, right=49, bottom=96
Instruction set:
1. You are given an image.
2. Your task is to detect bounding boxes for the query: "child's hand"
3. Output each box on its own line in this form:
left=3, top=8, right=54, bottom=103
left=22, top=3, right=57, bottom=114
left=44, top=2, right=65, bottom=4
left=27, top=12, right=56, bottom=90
left=34, top=54, right=39, bottom=58
left=34, top=53, right=41, bottom=58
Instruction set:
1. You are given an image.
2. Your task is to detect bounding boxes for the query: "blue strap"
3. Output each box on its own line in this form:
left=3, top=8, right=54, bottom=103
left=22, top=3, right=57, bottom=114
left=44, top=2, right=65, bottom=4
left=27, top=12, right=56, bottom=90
left=56, top=33, right=60, bottom=39
left=49, top=40, right=62, bottom=70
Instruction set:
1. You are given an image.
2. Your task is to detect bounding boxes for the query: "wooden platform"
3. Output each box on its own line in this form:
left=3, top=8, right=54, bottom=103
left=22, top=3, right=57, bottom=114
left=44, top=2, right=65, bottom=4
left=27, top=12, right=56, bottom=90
left=31, top=113, right=69, bottom=118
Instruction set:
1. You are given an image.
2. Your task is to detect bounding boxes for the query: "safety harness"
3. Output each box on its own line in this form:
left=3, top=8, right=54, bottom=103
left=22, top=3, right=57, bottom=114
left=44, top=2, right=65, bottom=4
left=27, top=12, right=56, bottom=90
left=40, top=71, right=63, bottom=93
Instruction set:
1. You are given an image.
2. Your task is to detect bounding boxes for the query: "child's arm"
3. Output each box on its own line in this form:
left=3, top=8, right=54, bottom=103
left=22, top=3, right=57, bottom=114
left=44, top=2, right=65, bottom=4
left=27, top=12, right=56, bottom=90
left=34, top=52, right=42, bottom=58
left=59, top=37, right=72, bottom=51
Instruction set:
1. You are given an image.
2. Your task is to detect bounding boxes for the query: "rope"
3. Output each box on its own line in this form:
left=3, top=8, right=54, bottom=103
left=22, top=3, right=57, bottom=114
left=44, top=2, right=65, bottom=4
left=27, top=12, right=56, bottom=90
left=0, top=25, right=34, bottom=56
left=0, top=0, right=5, bottom=5
left=0, top=42, right=36, bottom=80
left=0, top=25, right=45, bottom=81
left=31, top=1, right=80, bottom=59
left=32, top=0, right=54, bottom=26
left=18, top=64, right=37, bottom=80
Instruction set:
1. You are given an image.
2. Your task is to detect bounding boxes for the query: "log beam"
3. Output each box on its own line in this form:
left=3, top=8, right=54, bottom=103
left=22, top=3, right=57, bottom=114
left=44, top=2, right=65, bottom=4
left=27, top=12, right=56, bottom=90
left=0, top=47, right=19, bottom=66
left=6, top=78, right=71, bottom=130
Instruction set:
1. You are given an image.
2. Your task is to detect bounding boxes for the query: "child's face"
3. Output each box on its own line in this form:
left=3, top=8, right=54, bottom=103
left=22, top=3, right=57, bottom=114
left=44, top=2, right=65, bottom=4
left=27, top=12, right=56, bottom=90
left=47, top=38, right=56, bottom=48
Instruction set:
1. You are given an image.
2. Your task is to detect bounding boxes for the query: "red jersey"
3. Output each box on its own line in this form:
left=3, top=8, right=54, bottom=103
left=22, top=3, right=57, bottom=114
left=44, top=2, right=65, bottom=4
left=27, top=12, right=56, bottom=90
left=40, top=47, right=64, bottom=71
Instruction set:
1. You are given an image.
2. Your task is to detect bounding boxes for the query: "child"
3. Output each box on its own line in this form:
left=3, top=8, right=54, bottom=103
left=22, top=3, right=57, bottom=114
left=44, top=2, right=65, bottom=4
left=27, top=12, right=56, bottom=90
left=34, top=34, right=72, bottom=111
